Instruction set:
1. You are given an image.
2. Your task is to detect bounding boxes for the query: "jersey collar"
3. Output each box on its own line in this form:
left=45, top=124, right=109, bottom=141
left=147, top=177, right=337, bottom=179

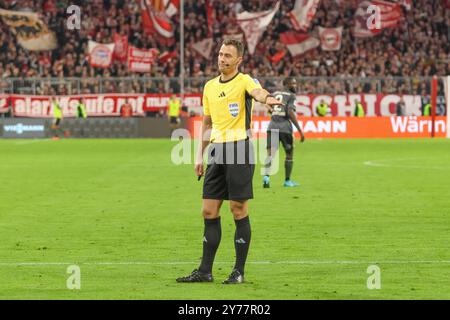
left=219, top=72, right=240, bottom=84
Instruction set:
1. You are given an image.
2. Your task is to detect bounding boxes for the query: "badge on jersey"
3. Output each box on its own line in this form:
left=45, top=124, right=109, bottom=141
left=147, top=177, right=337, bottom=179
left=228, top=103, right=239, bottom=117
left=253, top=78, right=260, bottom=85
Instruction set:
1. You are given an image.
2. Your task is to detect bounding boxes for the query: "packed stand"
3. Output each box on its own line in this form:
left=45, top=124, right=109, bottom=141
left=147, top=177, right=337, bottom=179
left=0, top=0, right=448, bottom=95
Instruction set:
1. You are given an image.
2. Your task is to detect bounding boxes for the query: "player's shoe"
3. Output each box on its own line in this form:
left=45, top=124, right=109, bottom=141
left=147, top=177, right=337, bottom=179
left=283, top=180, right=299, bottom=187
left=263, top=175, right=270, bottom=188
left=176, top=269, right=213, bottom=283
left=222, top=269, right=244, bottom=284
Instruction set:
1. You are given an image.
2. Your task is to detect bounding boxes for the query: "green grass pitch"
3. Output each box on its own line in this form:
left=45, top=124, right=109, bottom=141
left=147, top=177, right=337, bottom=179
left=0, top=138, right=449, bottom=299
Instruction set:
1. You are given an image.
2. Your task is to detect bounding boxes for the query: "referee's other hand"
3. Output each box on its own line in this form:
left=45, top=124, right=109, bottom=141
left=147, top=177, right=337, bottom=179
left=195, top=162, right=204, bottom=178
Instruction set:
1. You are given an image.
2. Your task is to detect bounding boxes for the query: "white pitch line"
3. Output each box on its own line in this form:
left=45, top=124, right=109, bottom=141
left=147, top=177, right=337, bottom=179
left=364, top=159, right=448, bottom=170
left=1, top=260, right=450, bottom=267
left=13, top=139, right=51, bottom=146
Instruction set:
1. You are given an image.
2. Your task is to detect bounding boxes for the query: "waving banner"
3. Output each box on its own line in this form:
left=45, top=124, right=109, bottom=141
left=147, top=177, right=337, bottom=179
left=236, top=2, right=280, bottom=55
left=127, top=47, right=159, bottom=73
left=318, top=27, right=343, bottom=51
left=88, top=41, right=115, bottom=68
left=288, top=0, right=321, bottom=31
left=0, top=9, right=58, bottom=51
left=280, top=31, right=320, bottom=57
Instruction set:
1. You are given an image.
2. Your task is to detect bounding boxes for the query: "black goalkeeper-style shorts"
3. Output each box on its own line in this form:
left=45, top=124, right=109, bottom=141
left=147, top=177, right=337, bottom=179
left=170, top=116, right=179, bottom=124
left=267, top=130, right=294, bottom=152
left=203, top=139, right=255, bottom=201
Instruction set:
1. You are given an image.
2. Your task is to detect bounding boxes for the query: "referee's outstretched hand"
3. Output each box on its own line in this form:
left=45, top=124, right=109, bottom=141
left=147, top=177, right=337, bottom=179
left=265, top=96, right=284, bottom=112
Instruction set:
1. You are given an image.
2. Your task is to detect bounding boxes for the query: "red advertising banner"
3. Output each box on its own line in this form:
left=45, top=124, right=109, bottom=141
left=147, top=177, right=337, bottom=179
left=9, top=94, right=202, bottom=118
left=7, top=93, right=446, bottom=118
left=187, top=116, right=447, bottom=139
left=292, top=93, right=441, bottom=117
left=127, top=46, right=159, bottom=73
left=0, top=94, right=9, bottom=113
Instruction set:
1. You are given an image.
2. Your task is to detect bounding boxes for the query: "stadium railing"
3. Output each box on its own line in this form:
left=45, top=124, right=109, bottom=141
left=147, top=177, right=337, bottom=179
left=0, top=76, right=439, bottom=96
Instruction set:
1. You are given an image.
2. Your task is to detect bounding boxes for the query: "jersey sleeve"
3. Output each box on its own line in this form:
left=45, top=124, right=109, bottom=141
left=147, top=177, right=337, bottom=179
left=287, top=94, right=296, bottom=112
left=202, top=85, right=210, bottom=116
left=244, top=74, right=263, bottom=94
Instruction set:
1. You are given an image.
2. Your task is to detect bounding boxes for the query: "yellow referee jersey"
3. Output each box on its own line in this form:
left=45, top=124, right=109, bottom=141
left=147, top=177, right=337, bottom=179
left=203, top=73, right=262, bottom=143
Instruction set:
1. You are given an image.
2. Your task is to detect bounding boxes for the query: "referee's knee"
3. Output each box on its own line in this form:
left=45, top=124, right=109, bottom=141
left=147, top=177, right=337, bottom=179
left=202, top=207, right=220, bottom=219
left=230, top=201, right=248, bottom=220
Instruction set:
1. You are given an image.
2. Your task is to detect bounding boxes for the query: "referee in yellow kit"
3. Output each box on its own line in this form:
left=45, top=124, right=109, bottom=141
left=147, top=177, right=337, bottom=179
left=176, top=39, right=283, bottom=284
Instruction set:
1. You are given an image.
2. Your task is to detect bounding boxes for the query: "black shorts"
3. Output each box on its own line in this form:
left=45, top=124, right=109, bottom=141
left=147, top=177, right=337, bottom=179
left=54, top=118, right=61, bottom=126
left=267, top=130, right=294, bottom=152
left=203, top=139, right=255, bottom=201
left=170, top=116, right=179, bottom=124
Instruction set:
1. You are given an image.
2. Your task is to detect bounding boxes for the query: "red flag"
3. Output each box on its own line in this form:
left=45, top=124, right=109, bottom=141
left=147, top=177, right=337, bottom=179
left=113, top=33, right=129, bottom=62
left=267, top=50, right=286, bottom=64
left=128, top=46, right=159, bottom=73
left=139, top=0, right=175, bottom=45
left=205, top=0, right=214, bottom=37
left=288, top=0, right=321, bottom=31
left=353, top=0, right=402, bottom=38
left=371, top=0, right=402, bottom=32
left=445, top=0, right=450, bottom=9
left=280, top=32, right=319, bottom=57
left=158, top=50, right=177, bottom=64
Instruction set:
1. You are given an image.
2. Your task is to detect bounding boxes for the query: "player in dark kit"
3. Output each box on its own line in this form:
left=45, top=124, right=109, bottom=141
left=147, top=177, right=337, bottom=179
left=263, top=77, right=305, bottom=188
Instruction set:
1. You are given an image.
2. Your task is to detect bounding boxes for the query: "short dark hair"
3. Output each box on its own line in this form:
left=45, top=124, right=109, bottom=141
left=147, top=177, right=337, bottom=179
left=222, top=39, right=244, bottom=57
left=283, top=77, right=296, bottom=86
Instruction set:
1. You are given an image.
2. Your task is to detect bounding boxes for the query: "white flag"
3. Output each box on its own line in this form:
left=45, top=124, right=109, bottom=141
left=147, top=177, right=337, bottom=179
left=88, top=41, right=115, bottom=68
left=288, top=0, right=321, bottom=31
left=236, top=2, right=280, bottom=55
left=280, top=32, right=320, bottom=57
left=318, top=27, right=343, bottom=51
left=192, top=38, right=214, bottom=59
left=223, top=33, right=244, bottom=43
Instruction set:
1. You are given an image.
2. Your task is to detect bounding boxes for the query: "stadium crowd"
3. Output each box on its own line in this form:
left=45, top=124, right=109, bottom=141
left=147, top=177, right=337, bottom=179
left=0, top=0, right=448, bottom=95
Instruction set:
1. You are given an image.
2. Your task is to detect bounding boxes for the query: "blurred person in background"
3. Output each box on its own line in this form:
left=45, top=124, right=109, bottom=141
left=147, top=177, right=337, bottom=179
left=167, top=94, right=181, bottom=134
left=120, top=99, right=133, bottom=118
left=316, top=99, right=329, bottom=117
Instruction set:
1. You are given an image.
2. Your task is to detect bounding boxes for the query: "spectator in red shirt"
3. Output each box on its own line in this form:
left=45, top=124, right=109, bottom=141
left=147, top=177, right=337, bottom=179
left=120, top=99, right=133, bottom=118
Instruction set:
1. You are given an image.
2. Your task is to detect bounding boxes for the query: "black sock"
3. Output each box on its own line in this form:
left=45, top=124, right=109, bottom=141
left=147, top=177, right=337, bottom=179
left=199, top=217, right=221, bottom=274
left=234, top=216, right=251, bottom=274
left=285, top=159, right=293, bottom=181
